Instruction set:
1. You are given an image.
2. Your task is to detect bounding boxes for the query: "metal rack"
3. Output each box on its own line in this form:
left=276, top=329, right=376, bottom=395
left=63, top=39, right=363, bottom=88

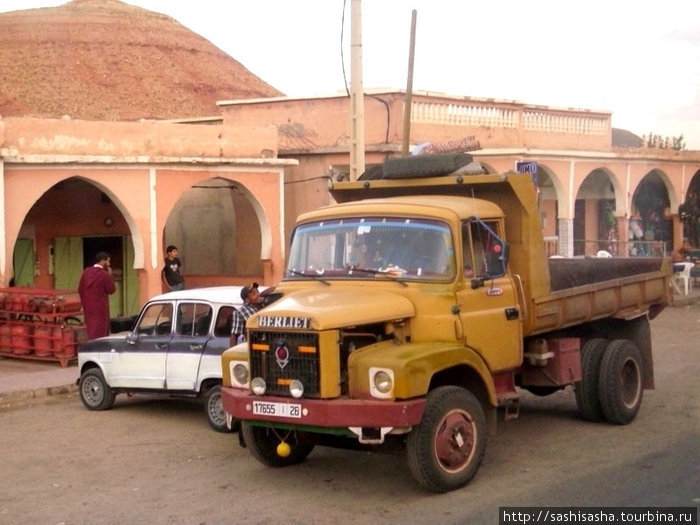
left=0, top=287, right=86, bottom=367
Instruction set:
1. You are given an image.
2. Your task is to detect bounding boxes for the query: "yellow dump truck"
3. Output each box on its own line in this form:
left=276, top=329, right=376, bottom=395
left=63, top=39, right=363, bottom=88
left=221, top=154, right=671, bottom=492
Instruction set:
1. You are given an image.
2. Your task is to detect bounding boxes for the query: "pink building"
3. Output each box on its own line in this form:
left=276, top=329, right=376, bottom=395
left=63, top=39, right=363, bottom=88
left=2, top=90, right=699, bottom=319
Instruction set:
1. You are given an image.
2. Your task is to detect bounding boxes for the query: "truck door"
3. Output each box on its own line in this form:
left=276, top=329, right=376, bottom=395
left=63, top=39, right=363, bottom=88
left=165, top=302, right=212, bottom=390
left=457, top=219, right=523, bottom=372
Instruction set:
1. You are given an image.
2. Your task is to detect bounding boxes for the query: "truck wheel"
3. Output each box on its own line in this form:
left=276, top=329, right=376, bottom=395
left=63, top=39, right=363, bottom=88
left=79, top=368, right=116, bottom=411
left=204, top=384, right=234, bottom=433
left=241, top=423, right=315, bottom=467
left=599, top=339, right=643, bottom=425
left=406, top=386, right=486, bottom=493
left=574, top=338, right=609, bottom=422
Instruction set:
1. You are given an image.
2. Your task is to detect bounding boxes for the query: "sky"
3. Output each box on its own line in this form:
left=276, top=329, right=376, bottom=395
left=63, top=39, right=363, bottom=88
left=2, top=0, right=699, bottom=149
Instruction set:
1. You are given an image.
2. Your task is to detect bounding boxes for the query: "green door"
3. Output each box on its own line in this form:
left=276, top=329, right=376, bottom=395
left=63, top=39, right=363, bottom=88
left=13, top=238, right=35, bottom=287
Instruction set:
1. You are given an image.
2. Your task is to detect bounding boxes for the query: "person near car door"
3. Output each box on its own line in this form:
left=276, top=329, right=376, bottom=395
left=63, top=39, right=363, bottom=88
left=230, top=282, right=276, bottom=345
left=78, top=251, right=116, bottom=340
left=162, top=245, right=185, bottom=291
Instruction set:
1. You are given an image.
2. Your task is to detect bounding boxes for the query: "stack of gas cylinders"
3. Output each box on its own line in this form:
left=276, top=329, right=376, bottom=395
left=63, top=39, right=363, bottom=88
left=0, top=288, right=84, bottom=365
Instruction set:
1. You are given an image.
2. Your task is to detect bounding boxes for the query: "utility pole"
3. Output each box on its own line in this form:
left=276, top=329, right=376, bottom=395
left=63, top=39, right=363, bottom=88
left=349, top=0, right=365, bottom=180
left=401, top=9, right=417, bottom=156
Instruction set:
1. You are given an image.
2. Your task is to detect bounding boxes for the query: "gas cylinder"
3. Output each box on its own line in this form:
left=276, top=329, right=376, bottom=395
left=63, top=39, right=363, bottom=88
left=11, top=324, right=33, bottom=355
left=54, top=326, right=77, bottom=357
left=0, top=324, right=12, bottom=351
left=33, top=325, right=54, bottom=357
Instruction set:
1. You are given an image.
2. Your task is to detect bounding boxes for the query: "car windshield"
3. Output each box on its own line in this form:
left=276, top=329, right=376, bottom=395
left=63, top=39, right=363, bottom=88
left=286, top=217, right=456, bottom=281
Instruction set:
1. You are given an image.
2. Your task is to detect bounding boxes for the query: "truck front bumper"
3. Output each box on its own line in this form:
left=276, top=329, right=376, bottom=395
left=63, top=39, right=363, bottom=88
left=222, top=386, right=425, bottom=428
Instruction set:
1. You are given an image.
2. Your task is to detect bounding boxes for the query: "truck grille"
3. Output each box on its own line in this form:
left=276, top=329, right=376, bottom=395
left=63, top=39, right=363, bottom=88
left=248, top=331, right=321, bottom=397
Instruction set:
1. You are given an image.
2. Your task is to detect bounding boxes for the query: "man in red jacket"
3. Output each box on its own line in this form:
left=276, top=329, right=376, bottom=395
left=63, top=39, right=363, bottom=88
left=78, top=252, right=116, bottom=340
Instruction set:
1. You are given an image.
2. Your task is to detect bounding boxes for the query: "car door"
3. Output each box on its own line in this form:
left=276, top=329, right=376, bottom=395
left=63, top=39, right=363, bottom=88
left=108, top=301, right=172, bottom=389
left=165, top=301, right=213, bottom=391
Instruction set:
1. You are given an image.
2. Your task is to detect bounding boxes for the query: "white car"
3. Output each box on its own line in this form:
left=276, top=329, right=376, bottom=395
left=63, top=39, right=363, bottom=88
left=77, top=286, right=243, bottom=432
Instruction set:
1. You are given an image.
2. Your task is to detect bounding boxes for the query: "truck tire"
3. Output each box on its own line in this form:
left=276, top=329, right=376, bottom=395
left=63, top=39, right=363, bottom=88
left=204, top=384, right=234, bottom=433
left=241, top=423, right=315, bottom=467
left=79, top=368, right=116, bottom=411
left=574, top=338, right=609, bottom=422
left=598, top=339, right=644, bottom=425
left=406, top=386, right=487, bottom=493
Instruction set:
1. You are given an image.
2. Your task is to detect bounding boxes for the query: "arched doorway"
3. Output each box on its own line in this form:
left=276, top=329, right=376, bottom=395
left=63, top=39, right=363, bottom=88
left=629, top=171, right=673, bottom=256
left=679, top=170, right=700, bottom=248
left=16, top=177, right=140, bottom=316
left=162, top=177, right=269, bottom=289
left=573, top=169, right=617, bottom=256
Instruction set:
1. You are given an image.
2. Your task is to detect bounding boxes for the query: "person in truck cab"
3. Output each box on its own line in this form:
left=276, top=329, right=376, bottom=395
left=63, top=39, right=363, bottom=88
left=230, top=282, right=276, bottom=345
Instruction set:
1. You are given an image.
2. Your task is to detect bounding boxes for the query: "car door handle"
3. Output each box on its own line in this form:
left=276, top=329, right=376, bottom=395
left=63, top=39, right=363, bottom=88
left=156, top=343, right=168, bottom=350
left=190, top=344, right=204, bottom=351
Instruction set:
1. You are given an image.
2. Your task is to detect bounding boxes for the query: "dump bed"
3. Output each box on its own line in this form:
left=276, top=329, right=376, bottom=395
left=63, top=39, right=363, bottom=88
left=331, top=155, right=672, bottom=335
left=526, top=257, right=671, bottom=336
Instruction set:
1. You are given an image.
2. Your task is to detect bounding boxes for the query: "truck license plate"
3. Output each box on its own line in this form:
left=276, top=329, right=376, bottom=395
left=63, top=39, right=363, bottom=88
left=252, top=401, right=302, bottom=418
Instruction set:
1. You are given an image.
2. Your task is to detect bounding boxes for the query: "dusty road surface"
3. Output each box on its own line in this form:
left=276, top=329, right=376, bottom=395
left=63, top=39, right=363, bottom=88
left=1, top=304, right=698, bottom=525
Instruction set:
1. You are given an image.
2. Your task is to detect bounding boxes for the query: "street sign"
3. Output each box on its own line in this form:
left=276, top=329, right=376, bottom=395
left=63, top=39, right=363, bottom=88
left=515, top=161, right=538, bottom=174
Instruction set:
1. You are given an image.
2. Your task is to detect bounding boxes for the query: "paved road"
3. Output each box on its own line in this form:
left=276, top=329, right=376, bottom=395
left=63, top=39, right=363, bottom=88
left=1, top=304, right=698, bottom=524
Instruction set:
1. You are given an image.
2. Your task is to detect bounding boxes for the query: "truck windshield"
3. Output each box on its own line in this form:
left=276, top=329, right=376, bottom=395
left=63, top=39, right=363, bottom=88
left=286, top=217, right=456, bottom=281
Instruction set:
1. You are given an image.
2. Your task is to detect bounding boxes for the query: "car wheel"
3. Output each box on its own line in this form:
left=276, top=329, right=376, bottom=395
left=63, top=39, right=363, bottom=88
left=406, top=386, right=487, bottom=493
left=204, top=384, right=234, bottom=433
left=79, top=368, right=115, bottom=411
left=241, top=423, right=315, bottom=467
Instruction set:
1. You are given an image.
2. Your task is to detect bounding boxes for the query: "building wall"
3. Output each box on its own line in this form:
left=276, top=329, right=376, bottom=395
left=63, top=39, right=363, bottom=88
left=220, top=91, right=700, bottom=258
left=0, top=117, right=293, bottom=310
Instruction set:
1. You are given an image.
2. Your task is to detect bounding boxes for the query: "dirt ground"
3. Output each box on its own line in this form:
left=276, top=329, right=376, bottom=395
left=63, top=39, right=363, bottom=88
left=0, top=303, right=698, bottom=524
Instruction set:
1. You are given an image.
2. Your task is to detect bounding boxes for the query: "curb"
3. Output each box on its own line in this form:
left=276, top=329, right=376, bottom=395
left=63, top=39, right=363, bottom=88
left=0, top=383, right=78, bottom=408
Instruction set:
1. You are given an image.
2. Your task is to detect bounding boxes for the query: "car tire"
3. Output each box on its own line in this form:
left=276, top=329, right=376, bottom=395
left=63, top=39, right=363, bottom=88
left=79, top=368, right=116, bottom=411
left=204, top=384, right=234, bottom=433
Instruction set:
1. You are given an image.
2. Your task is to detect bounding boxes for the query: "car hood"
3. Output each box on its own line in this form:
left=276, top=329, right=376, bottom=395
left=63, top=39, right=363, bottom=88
left=247, top=288, right=415, bottom=331
left=79, top=332, right=130, bottom=352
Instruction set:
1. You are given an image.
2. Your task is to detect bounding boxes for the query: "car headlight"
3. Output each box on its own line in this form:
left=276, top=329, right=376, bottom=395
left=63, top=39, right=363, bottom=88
left=370, top=367, right=394, bottom=399
left=231, top=361, right=249, bottom=387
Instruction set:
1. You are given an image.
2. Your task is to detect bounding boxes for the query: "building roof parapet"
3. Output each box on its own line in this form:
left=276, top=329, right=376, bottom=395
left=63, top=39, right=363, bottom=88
left=218, top=89, right=610, bottom=115
left=0, top=152, right=298, bottom=167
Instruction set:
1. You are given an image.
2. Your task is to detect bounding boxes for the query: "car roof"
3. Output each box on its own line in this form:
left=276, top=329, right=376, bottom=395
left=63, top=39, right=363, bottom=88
left=147, top=286, right=248, bottom=307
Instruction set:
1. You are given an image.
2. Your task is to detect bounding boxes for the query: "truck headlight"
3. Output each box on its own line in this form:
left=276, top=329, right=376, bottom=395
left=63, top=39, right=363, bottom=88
left=370, top=367, right=394, bottom=399
left=289, top=379, right=304, bottom=398
left=251, top=377, right=267, bottom=395
left=231, top=362, right=249, bottom=387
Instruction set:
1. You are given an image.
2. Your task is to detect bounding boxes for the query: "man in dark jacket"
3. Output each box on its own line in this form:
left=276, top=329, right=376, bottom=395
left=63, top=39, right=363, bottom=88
left=162, top=245, right=185, bottom=291
left=78, top=251, right=116, bottom=340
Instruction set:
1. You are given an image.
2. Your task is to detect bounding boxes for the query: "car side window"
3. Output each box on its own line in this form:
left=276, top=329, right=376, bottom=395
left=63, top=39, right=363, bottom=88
left=177, top=302, right=213, bottom=337
left=214, top=306, right=235, bottom=338
left=136, top=303, right=173, bottom=336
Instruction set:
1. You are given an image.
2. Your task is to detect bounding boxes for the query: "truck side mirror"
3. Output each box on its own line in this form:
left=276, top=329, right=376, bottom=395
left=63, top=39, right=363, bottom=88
left=487, top=242, right=509, bottom=278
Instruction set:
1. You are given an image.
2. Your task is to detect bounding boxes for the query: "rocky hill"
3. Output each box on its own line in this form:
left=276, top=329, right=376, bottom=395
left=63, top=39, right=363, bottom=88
left=0, top=0, right=283, bottom=121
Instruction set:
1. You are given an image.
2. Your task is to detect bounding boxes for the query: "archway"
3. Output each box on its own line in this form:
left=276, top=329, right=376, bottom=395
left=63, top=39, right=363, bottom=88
left=679, top=169, right=700, bottom=248
left=18, top=177, right=140, bottom=316
left=162, top=177, right=271, bottom=289
left=573, top=169, right=618, bottom=256
left=630, top=170, right=673, bottom=256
